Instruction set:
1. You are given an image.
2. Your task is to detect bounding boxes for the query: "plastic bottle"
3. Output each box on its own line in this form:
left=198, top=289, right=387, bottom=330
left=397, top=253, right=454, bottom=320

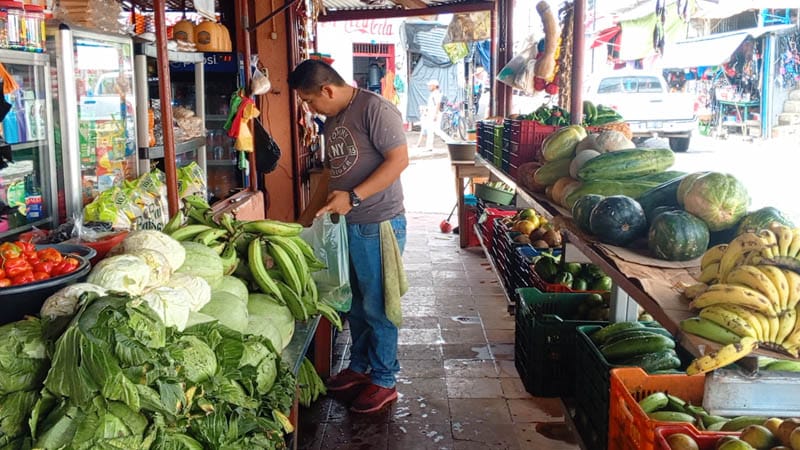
left=22, top=4, right=44, bottom=53
left=5, top=1, right=22, bottom=50
left=24, top=171, right=42, bottom=221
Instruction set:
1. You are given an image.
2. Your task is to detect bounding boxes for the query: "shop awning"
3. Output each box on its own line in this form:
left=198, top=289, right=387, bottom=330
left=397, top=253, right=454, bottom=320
left=591, top=25, right=621, bottom=49
left=660, top=24, right=796, bottom=69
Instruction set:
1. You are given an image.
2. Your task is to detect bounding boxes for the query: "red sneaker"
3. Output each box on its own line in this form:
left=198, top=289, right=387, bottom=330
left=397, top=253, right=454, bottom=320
left=325, top=368, right=370, bottom=392
left=350, top=384, right=398, bottom=414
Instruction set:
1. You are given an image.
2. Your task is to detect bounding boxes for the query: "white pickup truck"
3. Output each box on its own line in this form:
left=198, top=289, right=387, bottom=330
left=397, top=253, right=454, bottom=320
left=584, top=70, right=697, bottom=152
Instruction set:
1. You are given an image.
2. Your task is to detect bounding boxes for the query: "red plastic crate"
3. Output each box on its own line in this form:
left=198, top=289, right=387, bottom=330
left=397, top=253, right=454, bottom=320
left=464, top=206, right=480, bottom=247
left=505, top=119, right=559, bottom=166
left=654, top=425, right=738, bottom=450
left=478, top=208, right=517, bottom=253
left=608, top=367, right=706, bottom=450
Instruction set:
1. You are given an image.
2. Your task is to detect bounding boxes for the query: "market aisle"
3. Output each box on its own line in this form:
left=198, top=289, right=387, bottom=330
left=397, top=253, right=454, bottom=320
left=297, top=212, right=580, bottom=450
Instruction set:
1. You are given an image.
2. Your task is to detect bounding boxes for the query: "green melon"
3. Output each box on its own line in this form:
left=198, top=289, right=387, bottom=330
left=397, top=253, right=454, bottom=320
left=682, top=172, right=750, bottom=232
left=736, top=206, right=795, bottom=235
left=648, top=210, right=710, bottom=261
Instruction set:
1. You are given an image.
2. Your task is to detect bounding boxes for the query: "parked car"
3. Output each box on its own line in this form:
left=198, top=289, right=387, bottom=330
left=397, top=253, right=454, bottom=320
left=584, top=70, right=696, bottom=152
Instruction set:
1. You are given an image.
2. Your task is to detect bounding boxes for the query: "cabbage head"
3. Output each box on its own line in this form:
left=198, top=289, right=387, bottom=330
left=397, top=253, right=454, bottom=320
left=166, top=273, right=211, bottom=311
left=198, top=291, right=248, bottom=333
left=214, top=276, right=249, bottom=304
left=176, top=242, right=223, bottom=289
left=0, top=390, right=38, bottom=446
left=141, top=286, right=194, bottom=331
left=167, top=335, right=217, bottom=383
left=127, top=248, right=173, bottom=288
left=39, top=283, right=106, bottom=328
left=246, top=294, right=295, bottom=352
left=120, top=230, right=186, bottom=271
left=87, top=254, right=151, bottom=296
left=0, top=317, right=49, bottom=395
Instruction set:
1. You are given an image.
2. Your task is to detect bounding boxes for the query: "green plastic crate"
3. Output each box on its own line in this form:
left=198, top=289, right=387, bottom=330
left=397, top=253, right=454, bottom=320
left=514, top=288, right=605, bottom=397
left=491, top=124, right=504, bottom=167
left=474, top=183, right=514, bottom=206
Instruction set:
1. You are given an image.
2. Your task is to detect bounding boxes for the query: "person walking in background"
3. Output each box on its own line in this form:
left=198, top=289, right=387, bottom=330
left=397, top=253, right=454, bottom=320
left=415, top=79, right=450, bottom=151
left=289, top=59, right=408, bottom=414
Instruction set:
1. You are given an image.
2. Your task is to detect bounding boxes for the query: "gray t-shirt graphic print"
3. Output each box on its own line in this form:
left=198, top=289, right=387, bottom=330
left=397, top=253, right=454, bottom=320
left=323, top=89, right=406, bottom=224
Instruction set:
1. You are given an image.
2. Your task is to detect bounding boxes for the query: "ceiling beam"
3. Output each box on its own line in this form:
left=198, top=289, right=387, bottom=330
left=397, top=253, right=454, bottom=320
left=318, top=0, right=493, bottom=22
left=390, top=0, right=429, bottom=9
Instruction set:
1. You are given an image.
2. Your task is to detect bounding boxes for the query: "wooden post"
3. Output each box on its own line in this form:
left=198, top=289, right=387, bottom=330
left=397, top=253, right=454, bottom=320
left=570, top=0, right=586, bottom=125
left=153, top=0, right=178, bottom=216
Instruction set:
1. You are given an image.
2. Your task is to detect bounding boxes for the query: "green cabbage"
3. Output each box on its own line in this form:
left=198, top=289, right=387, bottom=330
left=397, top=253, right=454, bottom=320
left=127, top=248, right=173, bottom=288
left=214, top=276, right=250, bottom=304
left=199, top=291, right=249, bottom=333
left=141, top=286, right=194, bottom=331
left=167, top=335, right=217, bottom=383
left=151, top=431, right=204, bottom=449
left=87, top=254, right=152, bottom=296
left=176, top=242, right=224, bottom=289
left=0, top=317, right=49, bottom=395
left=39, top=283, right=107, bottom=338
left=120, top=230, right=186, bottom=271
left=0, top=389, right=38, bottom=446
left=246, top=294, right=295, bottom=352
left=166, top=273, right=212, bottom=311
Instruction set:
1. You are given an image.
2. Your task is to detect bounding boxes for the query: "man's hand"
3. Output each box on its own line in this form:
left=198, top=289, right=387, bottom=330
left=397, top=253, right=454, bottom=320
left=315, top=190, right=352, bottom=217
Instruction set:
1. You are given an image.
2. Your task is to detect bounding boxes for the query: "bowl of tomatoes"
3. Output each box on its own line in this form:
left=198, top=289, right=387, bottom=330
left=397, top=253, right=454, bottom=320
left=0, top=241, right=93, bottom=325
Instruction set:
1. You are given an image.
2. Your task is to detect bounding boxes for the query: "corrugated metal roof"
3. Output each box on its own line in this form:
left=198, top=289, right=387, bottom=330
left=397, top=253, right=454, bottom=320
left=322, top=0, right=476, bottom=13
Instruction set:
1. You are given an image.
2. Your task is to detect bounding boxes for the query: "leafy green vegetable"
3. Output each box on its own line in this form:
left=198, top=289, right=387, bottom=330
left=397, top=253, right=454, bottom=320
left=120, top=230, right=186, bottom=271
left=0, top=317, right=49, bottom=395
left=0, top=390, right=38, bottom=446
left=166, top=336, right=217, bottom=383
left=246, top=293, right=294, bottom=352
left=198, top=292, right=249, bottom=333
left=87, top=255, right=153, bottom=296
left=214, top=276, right=249, bottom=304
left=176, top=242, right=224, bottom=289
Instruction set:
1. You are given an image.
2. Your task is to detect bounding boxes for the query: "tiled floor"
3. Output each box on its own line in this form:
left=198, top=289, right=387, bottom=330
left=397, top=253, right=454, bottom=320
left=297, top=212, right=580, bottom=450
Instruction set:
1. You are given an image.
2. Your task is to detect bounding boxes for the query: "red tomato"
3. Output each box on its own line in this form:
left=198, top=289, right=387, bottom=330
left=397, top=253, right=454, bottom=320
left=32, top=272, right=50, bottom=281
left=0, top=278, right=10, bottom=288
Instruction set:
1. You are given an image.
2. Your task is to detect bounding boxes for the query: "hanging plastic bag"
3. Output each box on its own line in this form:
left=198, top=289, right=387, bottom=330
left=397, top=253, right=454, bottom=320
left=250, top=66, right=272, bottom=96
left=496, top=35, right=539, bottom=93
left=300, top=213, right=352, bottom=312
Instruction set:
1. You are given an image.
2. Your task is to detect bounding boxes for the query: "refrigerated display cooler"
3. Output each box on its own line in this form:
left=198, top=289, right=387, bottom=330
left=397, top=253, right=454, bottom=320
left=47, top=25, right=138, bottom=220
left=0, top=49, right=57, bottom=239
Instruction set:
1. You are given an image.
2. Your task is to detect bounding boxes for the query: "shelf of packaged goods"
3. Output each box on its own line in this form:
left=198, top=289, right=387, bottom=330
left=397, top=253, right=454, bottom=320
left=8, top=140, right=45, bottom=152
left=136, top=43, right=205, bottom=64
left=474, top=222, right=516, bottom=313
left=139, top=136, right=206, bottom=160
left=281, top=315, right=321, bottom=376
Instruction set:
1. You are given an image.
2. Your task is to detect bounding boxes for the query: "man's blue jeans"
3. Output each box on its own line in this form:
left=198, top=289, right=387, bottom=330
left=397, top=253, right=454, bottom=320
left=345, top=214, right=406, bottom=388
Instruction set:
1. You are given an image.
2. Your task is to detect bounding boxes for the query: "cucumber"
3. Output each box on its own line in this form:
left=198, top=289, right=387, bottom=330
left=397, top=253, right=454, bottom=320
left=602, top=328, right=674, bottom=347
left=590, top=321, right=644, bottom=345
left=665, top=394, right=687, bottom=412
left=564, top=180, right=663, bottom=209
left=647, top=411, right=696, bottom=424
left=638, top=392, right=669, bottom=414
left=577, top=148, right=676, bottom=181
left=600, top=334, right=675, bottom=360
left=619, top=349, right=681, bottom=373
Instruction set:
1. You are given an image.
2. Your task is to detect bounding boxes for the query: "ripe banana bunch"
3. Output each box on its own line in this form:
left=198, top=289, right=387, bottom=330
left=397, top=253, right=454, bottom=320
left=683, top=263, right=800, bottom=357
left=686, top=337, right=758, bottom=376
left=165, top=195, right=344, bottom=331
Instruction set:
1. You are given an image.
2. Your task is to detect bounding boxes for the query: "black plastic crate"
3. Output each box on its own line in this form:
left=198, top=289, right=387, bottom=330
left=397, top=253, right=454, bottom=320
left=514, top=288, right=606, bottom=397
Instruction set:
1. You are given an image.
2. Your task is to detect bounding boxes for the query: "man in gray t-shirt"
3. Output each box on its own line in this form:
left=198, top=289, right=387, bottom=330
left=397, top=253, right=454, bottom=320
left=289, top=60, right=408, bottom=414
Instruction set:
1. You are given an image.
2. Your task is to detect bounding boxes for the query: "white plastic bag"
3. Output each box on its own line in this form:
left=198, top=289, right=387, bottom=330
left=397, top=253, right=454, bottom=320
left=300, top=213, right=352, bottom=312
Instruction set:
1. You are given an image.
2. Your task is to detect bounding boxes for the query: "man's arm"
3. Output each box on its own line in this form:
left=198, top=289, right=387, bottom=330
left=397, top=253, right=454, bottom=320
left=315, top=145, right=409, bottom=217
left=298, top=168, right=330, bottom=226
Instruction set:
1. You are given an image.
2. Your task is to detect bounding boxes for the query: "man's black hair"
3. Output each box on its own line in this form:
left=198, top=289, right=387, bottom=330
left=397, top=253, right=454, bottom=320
left=288, top=59, right=348, bottom=92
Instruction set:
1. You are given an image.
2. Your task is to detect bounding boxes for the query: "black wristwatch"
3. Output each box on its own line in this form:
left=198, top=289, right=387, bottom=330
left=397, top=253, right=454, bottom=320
left=349, top=190, right=362, bottom=207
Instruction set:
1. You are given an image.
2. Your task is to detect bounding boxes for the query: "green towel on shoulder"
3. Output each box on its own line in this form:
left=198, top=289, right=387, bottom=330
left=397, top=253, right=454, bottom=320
left=381, top=220, right=407, bottom=327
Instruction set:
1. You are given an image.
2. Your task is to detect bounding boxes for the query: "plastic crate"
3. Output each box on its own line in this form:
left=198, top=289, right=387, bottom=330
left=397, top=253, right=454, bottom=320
left=475, top=183, right=514, bottom=206
left=464, top=206, right=480, bottom=247
left=477, top=208, right=517, bottom=253
left=527, top=258, right=609, bottom=294
left=506, top=119, right=559, bottom=165
left=573, top=325, right=693, bottom=450
left=654, top=424, right=738, bottom=450
left=514, top=288, right=606, bottom=397
left=491, top=123, right=504, bottom=167
left=608, top=367, right=706, bottom=450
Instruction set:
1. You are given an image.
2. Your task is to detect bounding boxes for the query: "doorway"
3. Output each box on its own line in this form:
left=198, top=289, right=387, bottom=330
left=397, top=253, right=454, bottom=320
left=352, top=43, right=395, bottom=94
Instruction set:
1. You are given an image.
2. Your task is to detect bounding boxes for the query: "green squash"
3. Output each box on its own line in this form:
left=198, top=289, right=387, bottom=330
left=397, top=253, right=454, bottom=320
left=571, top=194, right=605, bottom=234
left=676, top=171, right=709, bottom=207
left=589, top=195, right=648, bottom=246
left=682, top=172, right=750, bottom=232
left=647, top=205, right=681, bottom=225
left=637, top=175, right=687, bottom=224
left=736, top=206, right=795, bottom=235
left=647, top=210, right=710, bottom=261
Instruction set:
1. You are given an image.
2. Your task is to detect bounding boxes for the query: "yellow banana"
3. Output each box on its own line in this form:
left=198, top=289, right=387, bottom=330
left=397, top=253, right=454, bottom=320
left=783, top=269, right=800, bottom=311
left=699, top=305, right=758, bottom=339
left=701, top=244, right=728, bottom=271
left=698, top=263, right=720, bottom=284
left=758, top=228, right=780, bottom=259
left=788, top=228, right=800, bottom=258
left=781, top=304, right=800, bottom=348
left=686, top=337, right=758, bottom=376
left=756, top=265, right=789, bottom=313
left=770, top=224, right=794, bottom=257
left=691, top=284, right=777, bottom=316
left=779, top=343, right=800, bottom=358
left=776, top=308, right=797, bottom=344
left=725, top=265, right=781, bottom=312
left=718, top=232, right=767, bottom=282
left=716, top=304, right=764, bottom=341
left=766, top=313, right=780, bottom=343
left=683, top=282, right=708, bottom=300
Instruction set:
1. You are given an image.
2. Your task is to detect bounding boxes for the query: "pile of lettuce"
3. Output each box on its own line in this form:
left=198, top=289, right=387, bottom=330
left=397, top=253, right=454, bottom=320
left=1, top=293, right=295, bottom=449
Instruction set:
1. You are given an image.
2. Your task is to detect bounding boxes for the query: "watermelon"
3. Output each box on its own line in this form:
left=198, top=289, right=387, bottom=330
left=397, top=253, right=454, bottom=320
left=736, top=206, right=795, bottom=235
left=682, top=172, right=750, bottom=232
left=571, top=194, right=604, bottom=234
left=589, top=195, right=648, bottom=246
